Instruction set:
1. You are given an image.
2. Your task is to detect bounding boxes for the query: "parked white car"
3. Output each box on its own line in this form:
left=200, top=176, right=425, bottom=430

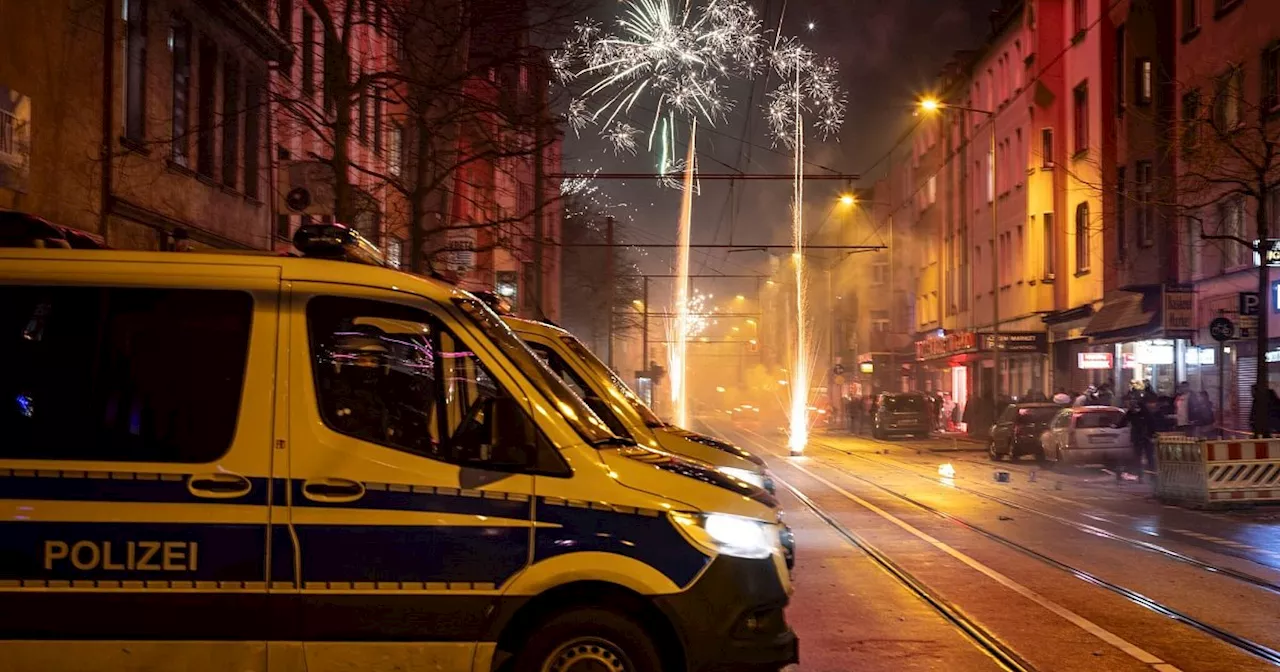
left=1040, top=406, right=1132, bottom=467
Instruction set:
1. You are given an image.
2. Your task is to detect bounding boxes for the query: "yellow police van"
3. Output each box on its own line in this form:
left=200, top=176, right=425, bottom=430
left=0, top=223, right=798, bottom=672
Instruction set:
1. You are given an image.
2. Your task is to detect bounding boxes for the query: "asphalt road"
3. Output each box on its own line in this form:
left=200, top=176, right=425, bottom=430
left=698, top=419, right=1280, bottom=672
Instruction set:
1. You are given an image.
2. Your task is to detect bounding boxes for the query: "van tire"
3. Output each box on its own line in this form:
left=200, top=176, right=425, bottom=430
left=509, top=607, right=663, bottom=672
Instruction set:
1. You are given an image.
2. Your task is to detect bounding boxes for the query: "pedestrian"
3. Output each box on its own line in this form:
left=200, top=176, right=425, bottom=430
left=1128, top=397, right=1157, bottom=483
left=849, top=396, right=863, bottom=434
left=1192, top=390, right=1215, bottom=438
left=1174, top=382, right=1193, bottom=434
left=1074, top=386, right=1095, bottom=407
left=1053, top=388, right=1072, bottom=405
left=1095, top=382, right=1114, bottom=407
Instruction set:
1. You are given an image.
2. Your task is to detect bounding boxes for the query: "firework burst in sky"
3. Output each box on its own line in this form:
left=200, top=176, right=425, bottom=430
left=764, top=37, right=847, bottom=146
left=557, top=0, right=763, bottom=169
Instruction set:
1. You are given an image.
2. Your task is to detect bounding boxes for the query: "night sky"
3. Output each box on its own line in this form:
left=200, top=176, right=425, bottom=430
left=562, top=0, right=1003, bottom=296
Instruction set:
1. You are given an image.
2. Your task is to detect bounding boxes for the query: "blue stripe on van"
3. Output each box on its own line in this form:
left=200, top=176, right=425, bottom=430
left=0, top=473, right=270, bottom=506
left=294, top=525, right=530, bottom=585
left=534, top=505, right=710, bottom=588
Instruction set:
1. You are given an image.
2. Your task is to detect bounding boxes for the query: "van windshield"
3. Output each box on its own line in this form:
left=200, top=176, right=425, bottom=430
left=452, top=298, right=618, bottom=445
left=561, top=335, right=667, bottom=428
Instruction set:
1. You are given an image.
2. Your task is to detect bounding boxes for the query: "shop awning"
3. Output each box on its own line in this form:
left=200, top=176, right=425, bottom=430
left=1082, top=290, right=1160, bottom=342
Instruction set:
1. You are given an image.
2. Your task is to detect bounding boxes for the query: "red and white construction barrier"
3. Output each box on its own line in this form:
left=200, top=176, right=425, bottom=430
left=1156, top=436, right=1280, bottom=507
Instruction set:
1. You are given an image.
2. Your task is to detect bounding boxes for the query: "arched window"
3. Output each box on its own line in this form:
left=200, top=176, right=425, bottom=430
left=1075, top=202, right=1090, bottom=272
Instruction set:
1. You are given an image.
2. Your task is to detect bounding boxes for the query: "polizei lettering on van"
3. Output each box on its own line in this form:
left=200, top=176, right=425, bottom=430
left=43, top=540, right=199, bottom=572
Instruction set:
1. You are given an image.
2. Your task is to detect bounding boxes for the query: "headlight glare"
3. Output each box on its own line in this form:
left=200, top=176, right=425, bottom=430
left=717, top=466, right=766, bottom=489
left=703, top=513, right=774, bottom=559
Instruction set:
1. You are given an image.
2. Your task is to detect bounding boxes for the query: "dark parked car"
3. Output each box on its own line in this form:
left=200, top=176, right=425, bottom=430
left=989, top=402, right=1061, bottom=461
left=873, top=392, right=932, bottom=439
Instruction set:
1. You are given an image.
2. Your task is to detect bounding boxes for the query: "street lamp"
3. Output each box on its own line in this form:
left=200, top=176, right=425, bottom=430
left=839, top=193, right=856, bottom=207
left=918, top=97, right=1001, bottom=403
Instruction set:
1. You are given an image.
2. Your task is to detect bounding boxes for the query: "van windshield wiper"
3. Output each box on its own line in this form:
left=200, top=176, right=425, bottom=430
left=591, top=436, right=638, bottom=448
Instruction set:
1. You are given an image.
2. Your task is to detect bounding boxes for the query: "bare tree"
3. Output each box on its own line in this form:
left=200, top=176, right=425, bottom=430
left=1174, top=67, right=1280, bottom=436
left=275, top=0, right=585, bottom=278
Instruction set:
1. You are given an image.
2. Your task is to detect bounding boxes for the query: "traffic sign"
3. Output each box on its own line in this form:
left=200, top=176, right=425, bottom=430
left=1240, top=291, right=1261, bottom=317
left=1210, top=317, right=1235, bottom=342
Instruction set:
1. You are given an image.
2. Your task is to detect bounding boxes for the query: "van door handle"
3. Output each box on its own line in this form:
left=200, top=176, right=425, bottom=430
left=302, top=478, right=365, bottom=503
left=188, top=473, right=252, bottom=499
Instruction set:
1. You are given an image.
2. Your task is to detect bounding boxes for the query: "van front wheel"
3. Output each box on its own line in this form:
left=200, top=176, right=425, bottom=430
left=512, top=608, right=664, bottom=672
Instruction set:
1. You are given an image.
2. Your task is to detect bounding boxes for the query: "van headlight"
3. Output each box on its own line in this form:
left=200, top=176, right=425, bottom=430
left=717, top=466, right=766, bottom=489
left=671, top=512, right=775, bottom=560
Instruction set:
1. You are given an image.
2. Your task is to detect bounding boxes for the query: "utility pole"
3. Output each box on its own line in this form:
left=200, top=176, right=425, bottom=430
left=605, top=216, right=615, bottom=368
left=530, top=69, right=547, bottom=320
left=641, top=275, right=650, bottom=371
left=1257, top=175, right=1271, bottom=437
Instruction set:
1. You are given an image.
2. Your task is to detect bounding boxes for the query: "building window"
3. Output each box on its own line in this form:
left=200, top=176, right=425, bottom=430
left=871, top=259, right=888, bottom=286
left=1043, top=211, right=1056, bottom=280
left=1014, top=128, right=1023, bottom=184
left=276, top=148, right=292, bottom=239
left=1116, top=166, right=1127, bottom=261
left=357, top=73, right=369, bottom=144
left=277, top=0, right=293, bottom=77
left=244, top=69, right=262, bottom=198
left=0, top=286, right=253, bottom=462
left=987, top=146, right=995, bottom=202
left=1182, top=89, right=1201, bottom=152
left=301, top=11, right=315, bottom=97
left=373, top=90, right=384, bottom=155
left=1075, top=202, right=1090, bottom=273
left=1073, top=0, right=1086, bottom=36
left=386, top=237, right=403, bottom=269
left=1073, top=81, right=1089, bottom=156
left=927, top=175, right=937, bottom=205
left=1220, top=195, right=1245, bottom=269
left=196, top=37, right=217, bottom=177
left=1214, top=66, right=1244, bottom=131
left=124, top=0, right=148, bottom=142
left=1137, top=58, right=1153, bottom=105
left=388, top=123, right=403, bottom=177
left=1136, top=161, right=1153, bottom=246
left=222, top=57, right=241, bottom=189
left=170, top=16, right=191, bottom=166
left=1040, top=127, right=1054, bottom=167
left=1264, top=46, right=1280, bottom=112
left=1183, top=0, right=1199, bottom=35
left=1115, top=24, right=1125, bottom=115
left=1184, top=215, right=1201, bottom=279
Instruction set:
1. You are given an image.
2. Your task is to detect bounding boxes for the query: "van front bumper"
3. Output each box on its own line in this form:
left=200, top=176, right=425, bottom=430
left=655, top=555, right=799, bottom=672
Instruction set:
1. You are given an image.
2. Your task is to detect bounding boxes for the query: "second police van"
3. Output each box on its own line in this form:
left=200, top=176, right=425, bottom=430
left=0, top=222, right=799, bottom=672
left=491, top=310, right=794, bottom=567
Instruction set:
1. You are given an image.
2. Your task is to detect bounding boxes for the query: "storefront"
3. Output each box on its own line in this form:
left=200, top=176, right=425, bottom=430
left=914, top=330, right=1050, bottom=422
left=1079, top=286, right=1197, bottom=399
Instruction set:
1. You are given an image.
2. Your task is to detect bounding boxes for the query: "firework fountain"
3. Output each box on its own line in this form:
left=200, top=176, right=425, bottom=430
left=558, top=1, right=843, bottom=433
left=670, top=123, right=697, bottom=426
left=765, top=40, right=846, bottom=454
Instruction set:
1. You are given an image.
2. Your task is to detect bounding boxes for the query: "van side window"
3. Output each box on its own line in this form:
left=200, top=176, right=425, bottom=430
left=308, top=296, right=565, bottom=474
left=0, top=286, right=253, bottom=462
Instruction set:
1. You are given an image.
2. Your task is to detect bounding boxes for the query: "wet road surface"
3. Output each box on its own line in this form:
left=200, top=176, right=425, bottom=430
left=699, top=419, right=1280, bottom=672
